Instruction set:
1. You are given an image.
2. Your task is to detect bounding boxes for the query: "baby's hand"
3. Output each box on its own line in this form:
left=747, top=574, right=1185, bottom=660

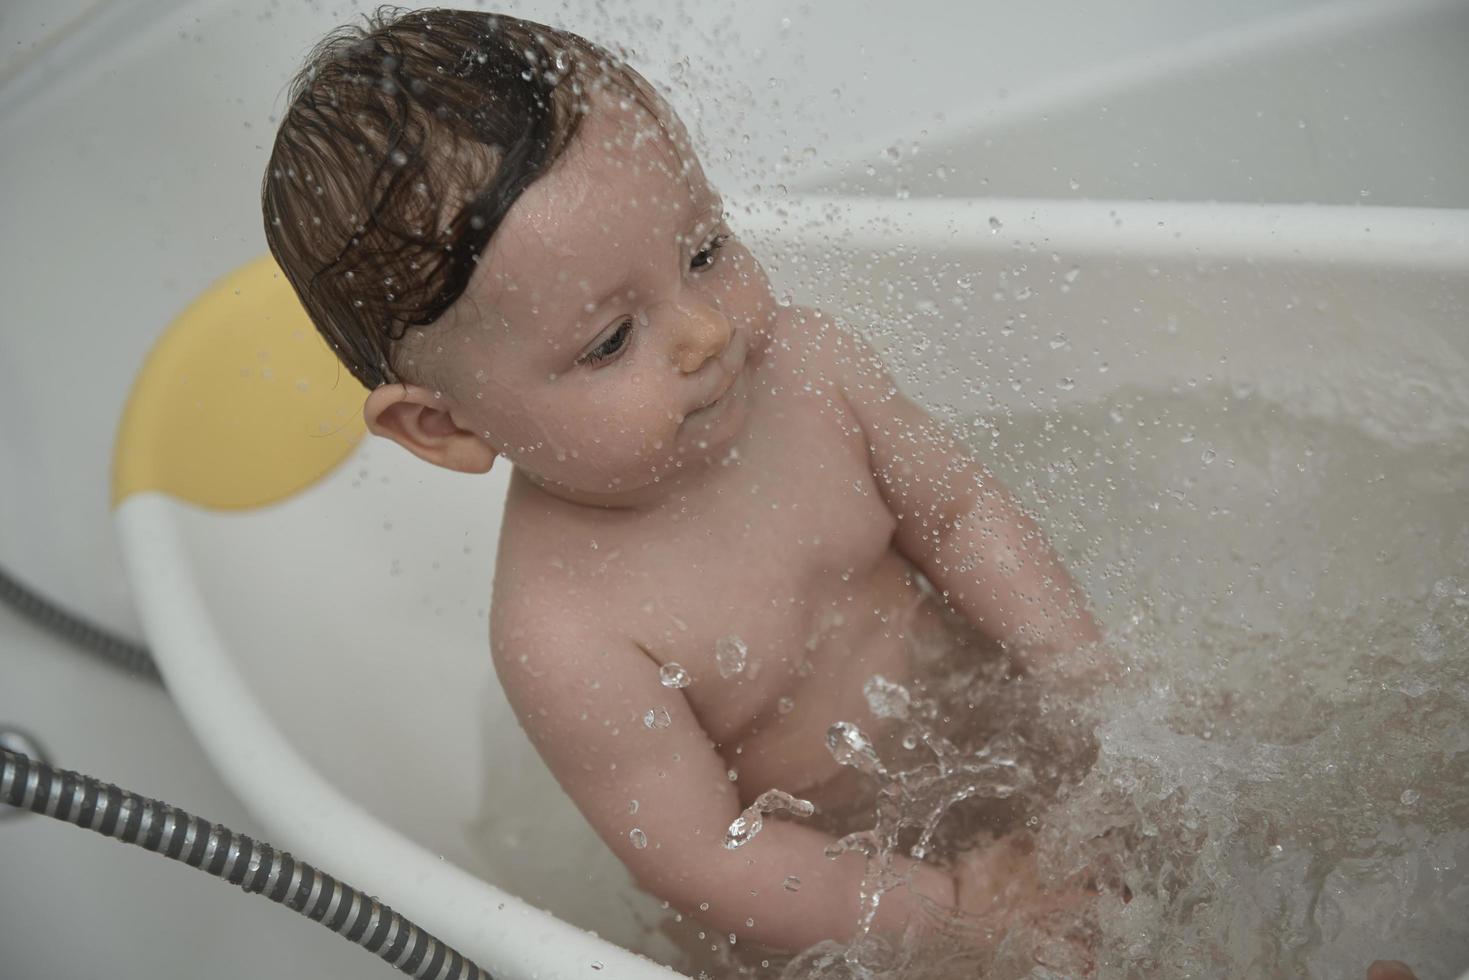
left=940, top=832, right=1102, bottom=975
left=1366, top=961, right=1418, bottom=980
left=953, top=832, right=1091, bottom=921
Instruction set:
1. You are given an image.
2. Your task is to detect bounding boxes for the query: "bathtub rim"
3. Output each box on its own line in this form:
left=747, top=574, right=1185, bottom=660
left=736, top=195, right=1469, bottom=271
left=112, top=490, right=684, bottom=980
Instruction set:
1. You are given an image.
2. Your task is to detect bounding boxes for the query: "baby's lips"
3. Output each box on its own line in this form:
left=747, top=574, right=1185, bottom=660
left=704, top=371, right=737, bottom=408
left=690, top=359, right=742, bottom=415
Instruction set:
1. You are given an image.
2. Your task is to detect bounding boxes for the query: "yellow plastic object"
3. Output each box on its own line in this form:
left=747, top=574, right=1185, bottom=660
left=112, top=255, right=367, bottom=510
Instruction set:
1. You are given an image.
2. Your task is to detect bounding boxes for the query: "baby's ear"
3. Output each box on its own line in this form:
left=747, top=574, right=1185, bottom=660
left=362, top=383, right=497, bottom=474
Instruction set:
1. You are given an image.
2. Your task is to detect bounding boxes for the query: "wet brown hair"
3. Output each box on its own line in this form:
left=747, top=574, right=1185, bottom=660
left=262, top=6, right=661, bottom=389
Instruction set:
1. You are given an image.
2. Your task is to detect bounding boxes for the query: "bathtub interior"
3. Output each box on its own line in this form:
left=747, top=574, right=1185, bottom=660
left=793, top=0, right=1469, bottom=209
left=2, top=0, right=1466, bottom=975
left=148, top=192, right=1467, bottom=972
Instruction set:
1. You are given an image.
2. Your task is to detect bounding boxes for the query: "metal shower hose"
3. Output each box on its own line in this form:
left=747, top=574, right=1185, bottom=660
left=1, top=563, right=494, bottom=979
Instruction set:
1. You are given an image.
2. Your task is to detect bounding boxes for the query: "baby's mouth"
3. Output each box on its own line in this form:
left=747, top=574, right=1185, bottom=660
left=684, top=378, right=732, bottom=425
left=686, top=332, right=748, bottom=420
left=700, top=371, right=737, bottom=412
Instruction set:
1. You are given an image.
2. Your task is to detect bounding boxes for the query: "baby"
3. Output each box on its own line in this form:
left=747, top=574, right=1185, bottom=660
left=262, top=7, right=1107, bottom=957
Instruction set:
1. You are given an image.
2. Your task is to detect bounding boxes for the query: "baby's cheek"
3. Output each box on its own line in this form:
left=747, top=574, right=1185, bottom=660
left=630, top=405, right=679, bottom=458
left=727, top=252, right=776, bottom=321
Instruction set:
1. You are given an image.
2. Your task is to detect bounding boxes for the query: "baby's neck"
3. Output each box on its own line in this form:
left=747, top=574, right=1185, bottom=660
left=512, top=459, right=721, bottom=513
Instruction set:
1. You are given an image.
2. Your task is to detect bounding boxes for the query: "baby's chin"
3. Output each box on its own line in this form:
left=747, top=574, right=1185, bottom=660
left=514, top=431, right=741, bottom=505
left=514, top=376, right=755, bottom=502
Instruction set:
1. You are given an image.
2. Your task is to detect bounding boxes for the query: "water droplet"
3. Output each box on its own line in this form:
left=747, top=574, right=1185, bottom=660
left=777, top=696, right=795, bottom=715
left=782, top=875, right=802, bottom=892
left=724, top=789, right=816, bottom=848
left=644, top=706, right=673, bottom=729
left=629, top=828, right=648, bottom=849
left=1064, top=265, right=1081, bottom=284
left=715, top=635, right=748, bottom=678
left=1401, top=788, right=1420, bottom=805
left=1057, top=377, right=1076, bottom=392
left=1068, top=176, right=1081, bottom=191
left=659, top=663, right=691, bottom=688
left=1201, top=448, right=1217, bottom=464
left=628, top=799, right=639, bottom=814
left=988, top=216, right=1003, bottom=233
left=862, top=676, right=912, bottom=719
left=826, top=722, right=885, bottom=776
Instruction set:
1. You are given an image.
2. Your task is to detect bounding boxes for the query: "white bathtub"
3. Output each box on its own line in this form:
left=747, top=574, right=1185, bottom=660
left=6, top=0, right=1469, bottom=976
left=112, top=192, right=1469, bottom=978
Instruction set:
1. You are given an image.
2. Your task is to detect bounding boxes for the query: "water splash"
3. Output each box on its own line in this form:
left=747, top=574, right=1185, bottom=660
left=818, top=680, right=1034, bottom=963
left=716, top=635, right=749, bottom=678
left=724, top=789, right=817, bottom=849
left=646, top=370, right=1468, bottom=980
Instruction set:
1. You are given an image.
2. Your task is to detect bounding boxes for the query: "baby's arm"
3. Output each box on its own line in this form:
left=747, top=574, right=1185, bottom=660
left=816, top=310, right=1101, bottom=668
left=492, top=621, right=956, bottom=952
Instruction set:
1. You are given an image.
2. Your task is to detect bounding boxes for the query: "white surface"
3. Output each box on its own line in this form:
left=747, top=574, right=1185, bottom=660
left=794, top=0, right=1469, bottom=207
left=4, top=0, right=1468, bottom=977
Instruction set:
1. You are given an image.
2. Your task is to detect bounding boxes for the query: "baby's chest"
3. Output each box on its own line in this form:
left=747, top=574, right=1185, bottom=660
left=624, top=398, right=899, bottom=694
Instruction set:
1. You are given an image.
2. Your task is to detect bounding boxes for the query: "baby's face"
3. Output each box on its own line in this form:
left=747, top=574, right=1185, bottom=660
left=425, top=92, right=778, bottom=503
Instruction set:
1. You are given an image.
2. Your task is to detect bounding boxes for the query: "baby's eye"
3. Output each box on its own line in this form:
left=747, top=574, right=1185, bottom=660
left=582, top=318, right=633, bottom=365
left=689, top=233, right=730, bottom=272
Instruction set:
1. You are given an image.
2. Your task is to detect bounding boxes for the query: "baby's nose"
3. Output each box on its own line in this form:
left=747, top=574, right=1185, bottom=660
left=670, top=302, right=731, bottom=373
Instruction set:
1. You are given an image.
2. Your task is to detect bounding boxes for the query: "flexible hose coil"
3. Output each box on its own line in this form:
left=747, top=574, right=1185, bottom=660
left=1, top=745, right=493, bottom=980
left=0, top=563, right=159, bottom=680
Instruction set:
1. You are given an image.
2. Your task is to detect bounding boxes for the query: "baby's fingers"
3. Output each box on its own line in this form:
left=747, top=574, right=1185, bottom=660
left=1366, top=960, right=1417, bottom=980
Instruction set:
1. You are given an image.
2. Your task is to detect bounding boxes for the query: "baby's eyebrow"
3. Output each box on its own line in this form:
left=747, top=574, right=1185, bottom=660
left=699, top=195, right=726, bottom=233
left=671, top=196, right=725, bottom=250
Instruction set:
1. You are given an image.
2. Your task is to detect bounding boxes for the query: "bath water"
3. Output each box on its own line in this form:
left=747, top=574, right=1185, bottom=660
left=677, top=382, right=1468, bottom=980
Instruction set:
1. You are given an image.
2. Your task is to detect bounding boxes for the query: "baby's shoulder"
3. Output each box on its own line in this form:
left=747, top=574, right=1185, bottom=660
left=767, top=304, right=885, bottom=384
left=769, top=304, right=854, bottom=365
left=763, top=305, right=894, bottom=418
left=490, top=493, right=633, bottom=658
